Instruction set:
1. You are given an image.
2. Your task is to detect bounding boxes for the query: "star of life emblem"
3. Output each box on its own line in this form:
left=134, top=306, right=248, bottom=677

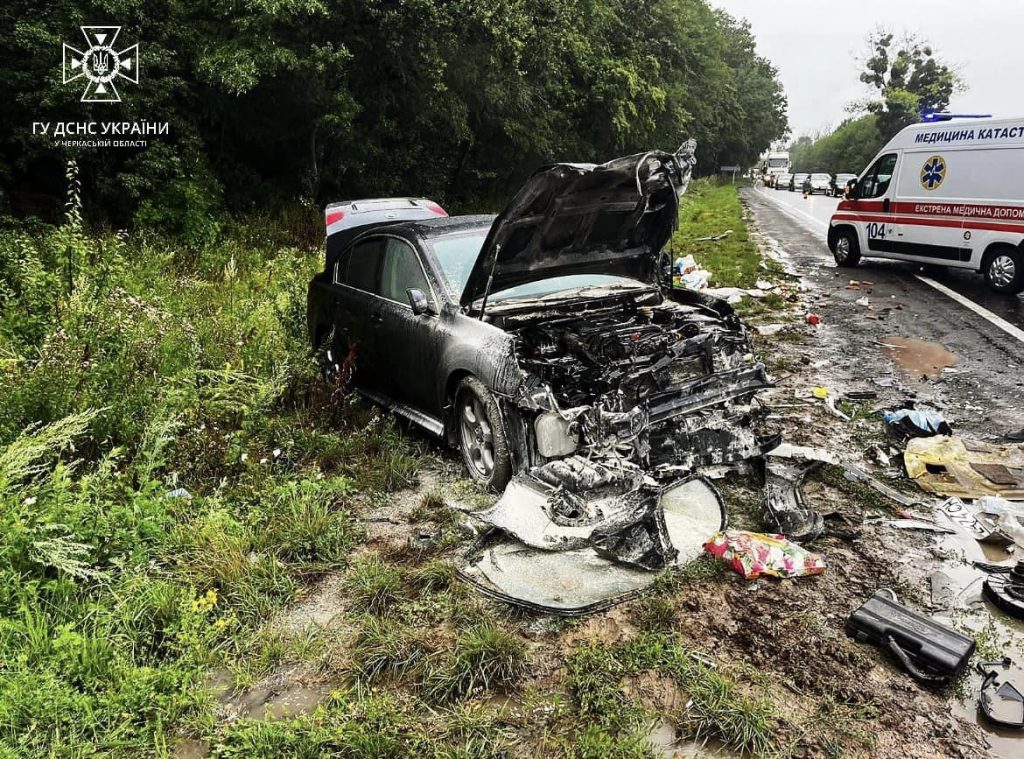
left=63, top=26, right=139, bottom=103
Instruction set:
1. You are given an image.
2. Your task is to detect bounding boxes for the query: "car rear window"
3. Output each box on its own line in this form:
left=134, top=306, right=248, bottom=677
left=430, top=232, right=488, bottom=294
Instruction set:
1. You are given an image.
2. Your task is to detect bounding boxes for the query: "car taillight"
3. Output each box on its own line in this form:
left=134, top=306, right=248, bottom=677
left=425, top=202, right=448, bottom=217
left=325, top=209, right=345, bottom=228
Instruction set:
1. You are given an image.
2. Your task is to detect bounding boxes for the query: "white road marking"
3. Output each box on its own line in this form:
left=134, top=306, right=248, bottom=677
left=914, top=275, right=1024, bottom=344
left=752, top=186, right=1024, bottom=348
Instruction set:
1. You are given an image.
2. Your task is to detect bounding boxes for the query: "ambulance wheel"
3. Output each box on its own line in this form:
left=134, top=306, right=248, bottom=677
left=833, top=229, right=861, bottom=267
left=984, top=247, right=1024, bottom=294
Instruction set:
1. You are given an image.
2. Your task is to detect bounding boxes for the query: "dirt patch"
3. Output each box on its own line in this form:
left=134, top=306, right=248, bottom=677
left=881, top=336, right=960, bottom=379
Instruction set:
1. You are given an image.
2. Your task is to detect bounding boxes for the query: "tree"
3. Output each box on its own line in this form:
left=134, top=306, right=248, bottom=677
left=789, top=115, right=883, bottom=174
left=859, top=30, right=963, bottom=141
left=0, top=0, right=789, bottom=233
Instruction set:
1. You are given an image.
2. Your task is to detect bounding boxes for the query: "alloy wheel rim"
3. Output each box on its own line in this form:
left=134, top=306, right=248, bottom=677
left=459, top=394, right=494, bottom=478
left=835, top=236, right=850, bottom=262
left=991, top=255, right=1017, bottom=288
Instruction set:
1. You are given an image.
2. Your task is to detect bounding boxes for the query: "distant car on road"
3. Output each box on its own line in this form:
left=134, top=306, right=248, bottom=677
left=774, top=173, right=793, bottom=191
left=828, top=116, right=1024, bottom=294
left=828, top=173, right=857, bottom=197
left=789, top=173, right=809, bottom=192
left=806, top=173, right=831, bottom=195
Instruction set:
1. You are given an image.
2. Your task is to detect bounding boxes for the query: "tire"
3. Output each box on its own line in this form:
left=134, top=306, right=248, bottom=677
left=454, top=377, right=512, bottom=491
left=984, top=247, right=1024, bottom=294
left=832, top=228, right=862, bottom=267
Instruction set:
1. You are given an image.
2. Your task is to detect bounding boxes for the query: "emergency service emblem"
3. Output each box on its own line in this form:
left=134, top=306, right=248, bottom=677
left=62, top=26, right=139, bottom=103
left=920, top=155, right=946, bottom=191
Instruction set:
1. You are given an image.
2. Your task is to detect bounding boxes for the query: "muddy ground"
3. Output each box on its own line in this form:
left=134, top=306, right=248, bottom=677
left=187, top=189, right=1024, bottom=759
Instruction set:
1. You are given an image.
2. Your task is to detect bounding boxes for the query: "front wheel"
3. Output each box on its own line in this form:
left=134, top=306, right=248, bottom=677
left=984, top=248, right=1024, bottom=294
left=455, top=377, right=512, bottom=491
left=833, top=229, right=862, bottom=267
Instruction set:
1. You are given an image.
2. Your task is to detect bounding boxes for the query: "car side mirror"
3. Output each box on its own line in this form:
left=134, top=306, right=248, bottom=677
left=407, top=288, right=433, bottom=316
left=846, top=180, right=858, bottom=198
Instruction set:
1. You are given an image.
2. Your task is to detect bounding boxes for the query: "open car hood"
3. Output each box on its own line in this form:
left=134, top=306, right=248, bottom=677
left=460, top=141, right=697, bottom=309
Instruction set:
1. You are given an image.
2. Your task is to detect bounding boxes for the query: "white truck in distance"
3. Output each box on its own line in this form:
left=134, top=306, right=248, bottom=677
left=761, top=152, right=791, bottom=187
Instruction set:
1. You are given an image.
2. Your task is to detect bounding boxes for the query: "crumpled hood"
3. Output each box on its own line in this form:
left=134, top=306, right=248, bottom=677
left=461, top=141, right=698, bottom=308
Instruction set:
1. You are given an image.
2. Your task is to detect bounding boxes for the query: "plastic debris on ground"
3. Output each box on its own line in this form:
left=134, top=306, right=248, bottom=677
left=937, top=497, right=1013, bottom=547
left=980, top=561, right=1024, bottom=621
left=462, top=478, right=726, bottom=615
left=882, top=407, right=952, bottom=439
left=672, top=254, right=710, bottom=291
left=692, top=230, right=733, bottom=242
left=703, top=530, right=825, bottom=580
left=978, top=660, right=1024, bottom=729
left=763, top=459, right=825, bottom=541
left=904, top=435, right=1024, bottom=499
left=809, top=386, right=850, bottom=420
left=845, top=589, right=975, bottom=684
left=806, top=312, right=822, bottom=325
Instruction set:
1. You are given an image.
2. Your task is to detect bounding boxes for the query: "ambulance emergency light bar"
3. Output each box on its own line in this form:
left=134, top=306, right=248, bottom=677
left=920, top=110, right=992, bottom=123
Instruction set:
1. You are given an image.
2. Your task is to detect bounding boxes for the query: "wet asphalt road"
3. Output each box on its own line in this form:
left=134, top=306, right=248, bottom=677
left=752, top=184, right=1024, bottom=330
left=742, top=186, right=1024, bottom=435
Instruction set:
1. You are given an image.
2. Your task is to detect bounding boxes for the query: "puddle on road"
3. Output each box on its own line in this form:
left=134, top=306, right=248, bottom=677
left=880, top=336, right=960, bottom=379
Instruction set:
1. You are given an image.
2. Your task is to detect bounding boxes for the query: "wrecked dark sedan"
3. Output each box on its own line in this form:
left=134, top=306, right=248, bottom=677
left=307, top=143, right=776, bottom=495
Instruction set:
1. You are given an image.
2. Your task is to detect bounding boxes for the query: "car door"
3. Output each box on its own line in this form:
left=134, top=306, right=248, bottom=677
left=852, top=152, right=900, bottom=256
left=371, top=236, right=444, bottom=414
left=334, top=236, right=387, bottom=390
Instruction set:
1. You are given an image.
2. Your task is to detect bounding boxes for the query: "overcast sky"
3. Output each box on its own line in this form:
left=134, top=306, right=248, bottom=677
left=712, top=0, right=1024, bottom=139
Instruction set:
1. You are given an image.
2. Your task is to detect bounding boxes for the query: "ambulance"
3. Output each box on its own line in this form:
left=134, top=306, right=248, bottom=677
left=827, top=117, right=1024, bottom=294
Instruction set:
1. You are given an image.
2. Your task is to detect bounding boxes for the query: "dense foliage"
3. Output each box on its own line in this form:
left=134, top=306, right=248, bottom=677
left=858, top=31, right=962, bottom=142
left=789, top=115, right=881, bottom=174
left=1, top=0, right=786, bottom=236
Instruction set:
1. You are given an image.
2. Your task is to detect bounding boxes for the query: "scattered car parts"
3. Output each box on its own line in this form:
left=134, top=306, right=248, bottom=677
left=981, top=560, right=1024, bottom=621
left=978, top=660, right=1024, bottom=729
left=460, top=477, right=726, bottom=615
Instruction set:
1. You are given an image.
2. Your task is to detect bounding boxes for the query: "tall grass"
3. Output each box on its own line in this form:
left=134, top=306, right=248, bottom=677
left=0, top=218, right=421, bottom=756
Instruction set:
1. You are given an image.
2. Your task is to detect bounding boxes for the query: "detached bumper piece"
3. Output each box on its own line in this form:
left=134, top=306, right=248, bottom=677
left=461, top=475, right=725, bottom=616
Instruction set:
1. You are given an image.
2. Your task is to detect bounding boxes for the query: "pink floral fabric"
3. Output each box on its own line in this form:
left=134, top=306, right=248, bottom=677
left=704, top=530, right=826, bottom=580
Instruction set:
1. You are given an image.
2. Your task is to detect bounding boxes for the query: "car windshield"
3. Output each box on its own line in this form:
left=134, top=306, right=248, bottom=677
left=429, top=232, right=488, bottom=293
left=489, top=274, right=649, bottom=303
left=811, top=173, right=830, bottom=181
left=768, top=158, right=788, bottom=168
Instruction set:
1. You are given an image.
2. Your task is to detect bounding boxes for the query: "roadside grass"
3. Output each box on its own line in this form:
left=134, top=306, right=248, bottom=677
left=561, top=633, right=781, bottom=757
left=0, top=219, right=426, bottom=756
left=670, top=179, right=762, bottom=289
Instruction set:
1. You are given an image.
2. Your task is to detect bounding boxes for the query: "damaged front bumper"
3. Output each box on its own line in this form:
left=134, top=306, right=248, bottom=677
left=460, top=288, right=778, bottom=612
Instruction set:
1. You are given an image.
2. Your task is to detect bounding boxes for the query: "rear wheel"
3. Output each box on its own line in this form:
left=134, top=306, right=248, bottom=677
left=455, top=377, right=512, bottom=491
left=984, top=247, right=1024, bottom=294
left=833, top=229, right=862, bottom=267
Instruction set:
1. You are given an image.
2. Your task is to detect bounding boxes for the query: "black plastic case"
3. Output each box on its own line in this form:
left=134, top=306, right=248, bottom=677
left=846, top=590, right=975, bottom=683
